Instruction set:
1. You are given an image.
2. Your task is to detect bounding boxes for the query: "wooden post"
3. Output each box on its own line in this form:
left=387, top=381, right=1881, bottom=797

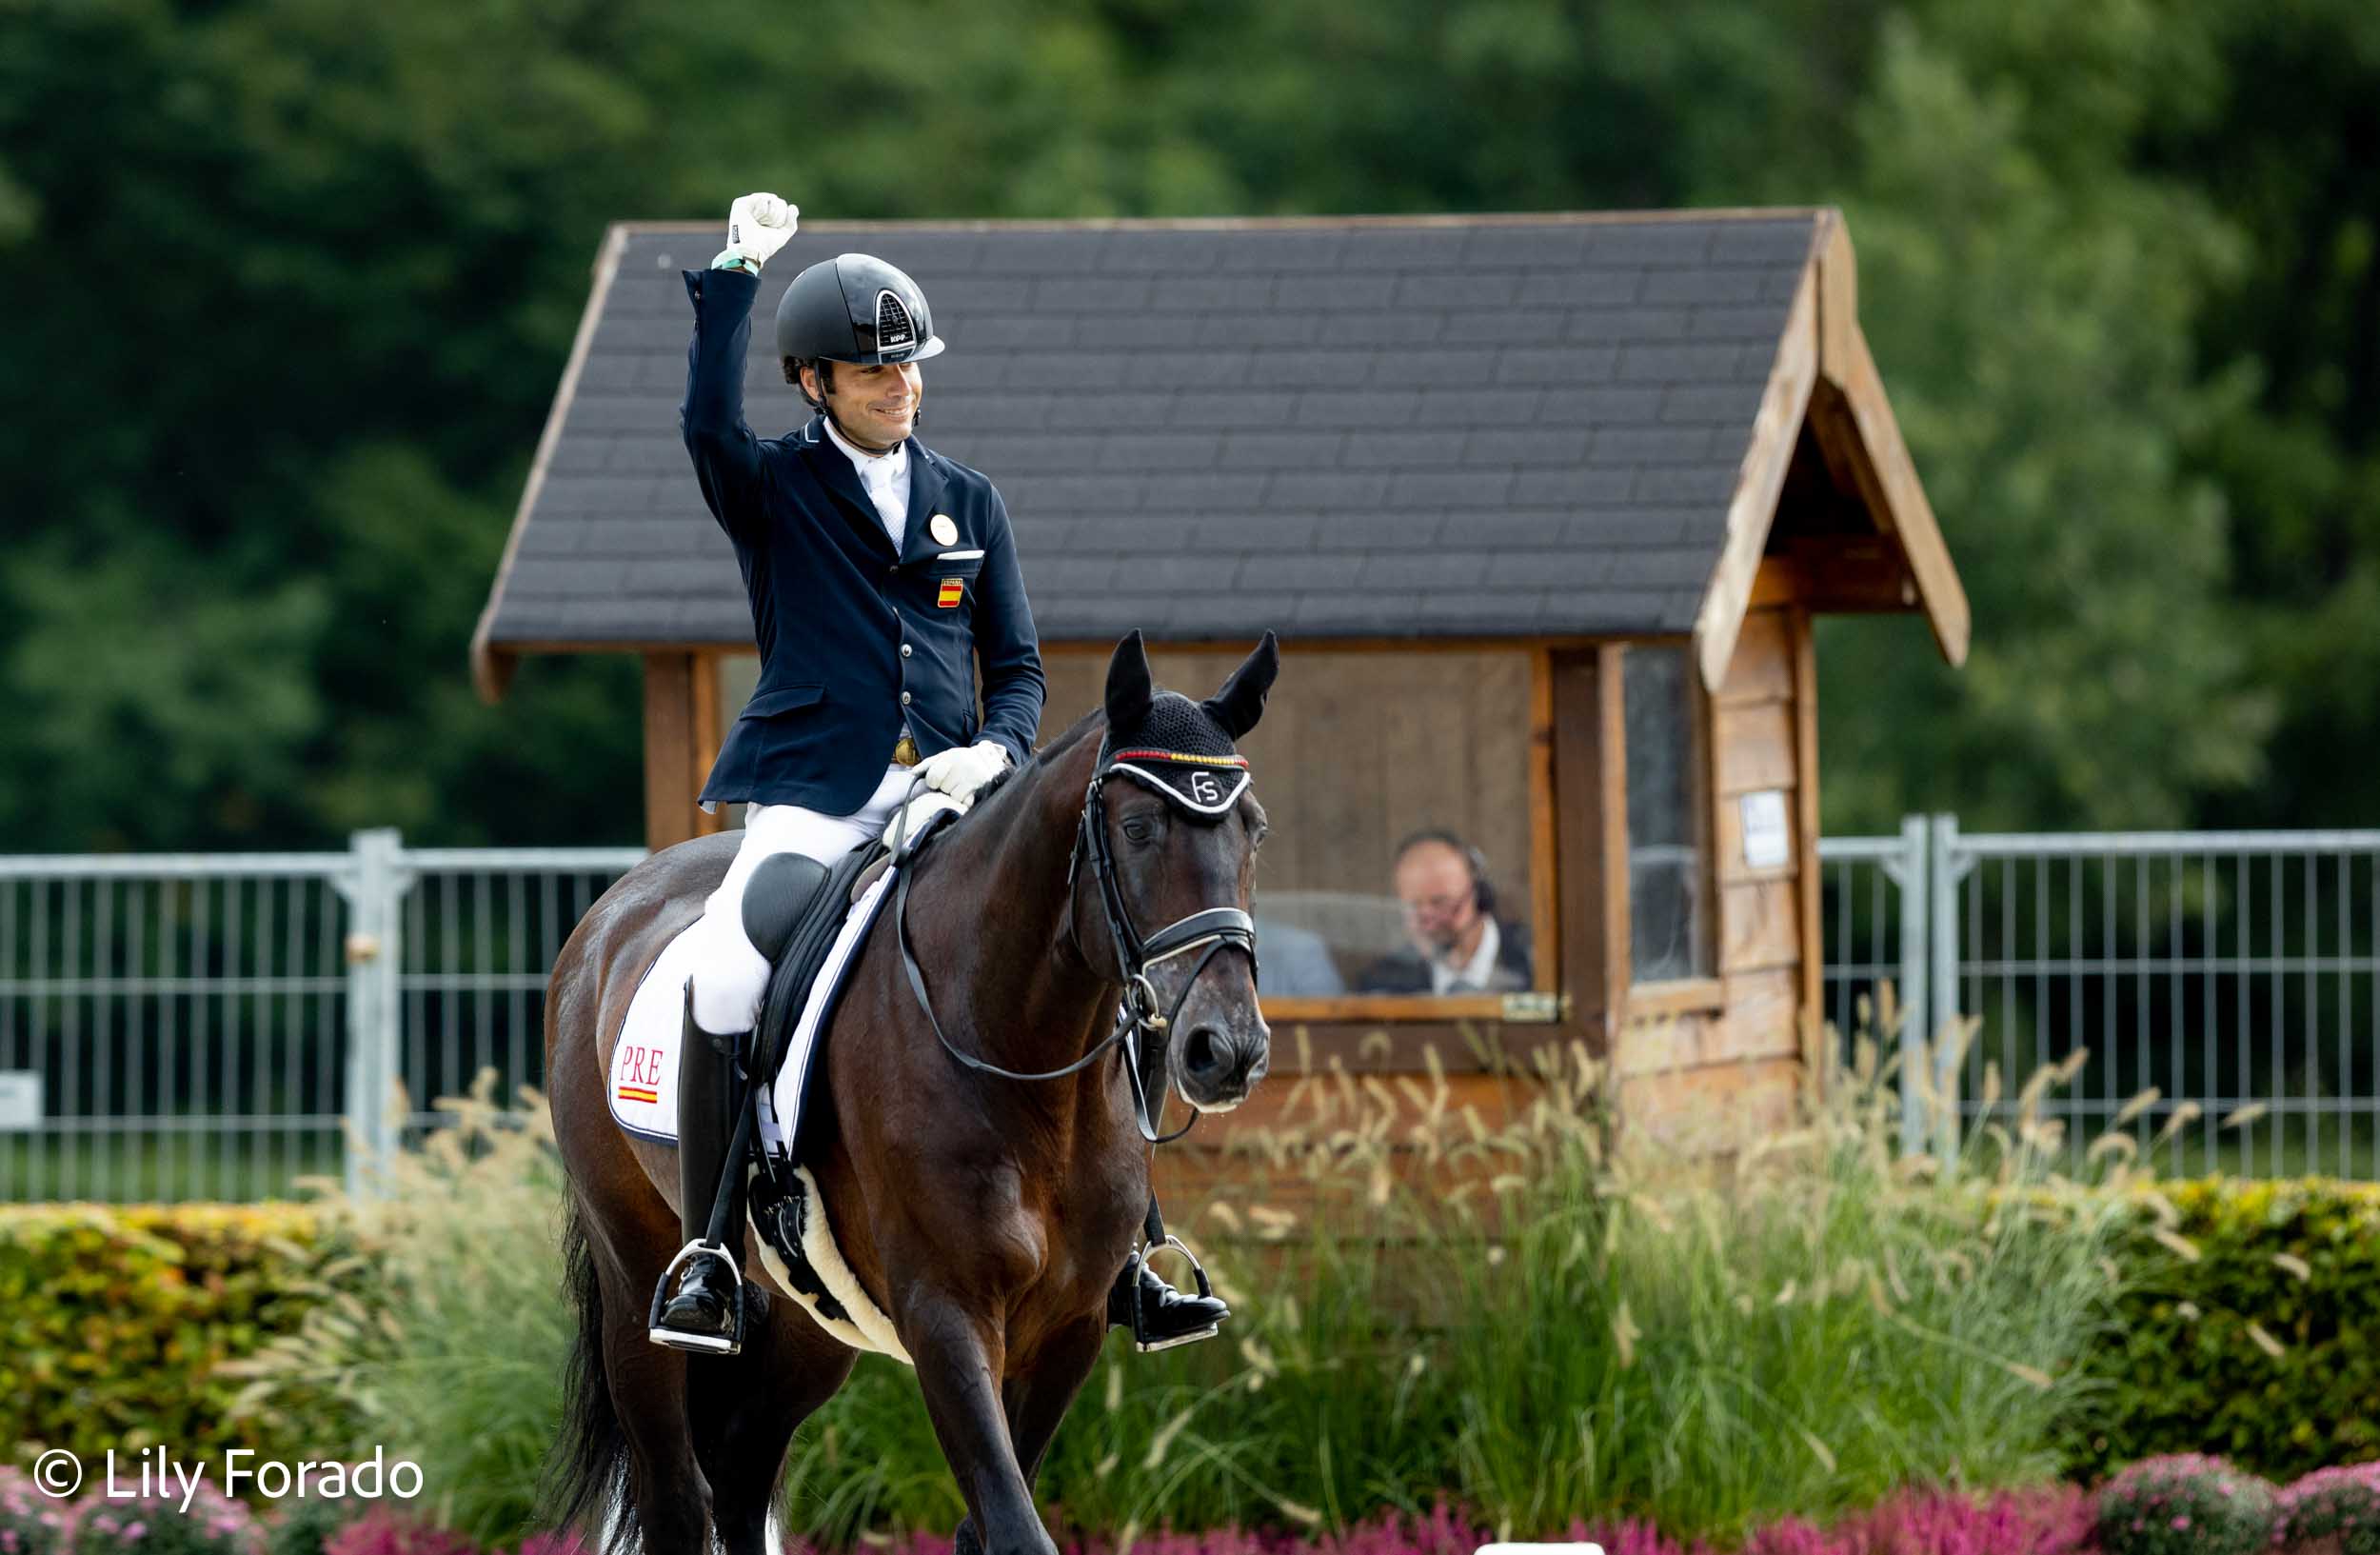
left=1789, top=607, right=1824, bottom=1032
left=688, top=651, right=727, bottom=839
left=1596, top=648, right=1633, bottom=1022
left=642, top=652, right=701, bottom=850
left=1551, top=647, right=1631, bottom=1048
left=1528, top=647, right=1561, bottom=998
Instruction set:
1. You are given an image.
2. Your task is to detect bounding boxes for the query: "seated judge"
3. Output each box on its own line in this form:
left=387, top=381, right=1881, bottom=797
left=1358, top=829, right=1535, bottom=995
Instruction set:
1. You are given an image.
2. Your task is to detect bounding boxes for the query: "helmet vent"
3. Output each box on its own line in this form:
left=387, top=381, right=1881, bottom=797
left=875, top=289, right=918, bottom=354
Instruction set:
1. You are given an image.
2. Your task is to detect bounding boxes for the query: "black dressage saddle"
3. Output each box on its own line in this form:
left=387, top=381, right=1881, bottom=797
left=724, top=808, right=960, bottom=1328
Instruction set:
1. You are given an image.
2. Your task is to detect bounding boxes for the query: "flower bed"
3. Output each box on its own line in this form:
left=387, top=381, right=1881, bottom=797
left=2092, top=1455, right=2274, bottom=1555
left=28, top=1462, right=2380, bottom=1555
left=1, top=1468, right=73, bottom=1555
left=2275, top=1463, right=2380, bottom=1555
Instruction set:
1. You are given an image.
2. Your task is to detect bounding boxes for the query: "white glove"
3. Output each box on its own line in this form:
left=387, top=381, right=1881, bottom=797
left=916, top=740, right=1010, bottom=804
left=721, top=192, right=798, bottom=270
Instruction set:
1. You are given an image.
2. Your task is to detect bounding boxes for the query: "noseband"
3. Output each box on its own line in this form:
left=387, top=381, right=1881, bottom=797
left=895, top=748, right=1259, bottom=1145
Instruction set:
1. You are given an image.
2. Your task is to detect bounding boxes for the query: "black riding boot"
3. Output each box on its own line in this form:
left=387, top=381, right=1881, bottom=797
left=648, top=989, right=750, bottom=1355
left=1107, top=1196, right=1228, bottom=1352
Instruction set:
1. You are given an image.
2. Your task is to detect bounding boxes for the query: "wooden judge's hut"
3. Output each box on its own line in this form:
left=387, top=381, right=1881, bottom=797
left=473, top=209, right=1968, bottom=1148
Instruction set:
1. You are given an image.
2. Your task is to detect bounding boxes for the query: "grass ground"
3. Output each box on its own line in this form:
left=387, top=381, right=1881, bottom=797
left=0, top=1127, right=344, bottom=1202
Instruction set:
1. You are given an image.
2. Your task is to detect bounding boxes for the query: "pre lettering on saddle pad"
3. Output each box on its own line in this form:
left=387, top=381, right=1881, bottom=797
left=605, top=867, right=910, bottom=1361
left=606, top=869, right=892, bottom=1145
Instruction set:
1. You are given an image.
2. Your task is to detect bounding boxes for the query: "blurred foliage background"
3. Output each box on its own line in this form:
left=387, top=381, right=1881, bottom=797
left=1, top=0, right=2373, bottom=851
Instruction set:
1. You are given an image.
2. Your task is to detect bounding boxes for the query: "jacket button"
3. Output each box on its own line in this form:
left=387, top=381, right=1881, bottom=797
left=900, top=643, right=913, bottom=658
left=900, top=691, right=913, bottom=706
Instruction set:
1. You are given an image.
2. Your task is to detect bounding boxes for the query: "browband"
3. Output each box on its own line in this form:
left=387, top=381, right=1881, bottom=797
left=1102, top=748, right=1253, bottom=817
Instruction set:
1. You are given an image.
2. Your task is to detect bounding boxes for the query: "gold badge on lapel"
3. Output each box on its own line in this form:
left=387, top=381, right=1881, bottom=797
left=929, top=513, right=959, bottom=547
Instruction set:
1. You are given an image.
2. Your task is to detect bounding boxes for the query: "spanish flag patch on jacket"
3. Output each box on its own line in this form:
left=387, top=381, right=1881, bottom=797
left=936, top=579, right=963, bottom=608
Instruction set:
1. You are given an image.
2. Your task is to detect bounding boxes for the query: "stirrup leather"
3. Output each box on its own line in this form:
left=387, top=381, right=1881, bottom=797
left=1127, top=1233, right=1220, bottom=1354
left=646, top=1237, right=746, bottom=1355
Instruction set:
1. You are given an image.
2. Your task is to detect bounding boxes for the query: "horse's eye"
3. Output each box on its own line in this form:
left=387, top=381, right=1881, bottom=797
left=1121, top=816, right=1157, bottom=845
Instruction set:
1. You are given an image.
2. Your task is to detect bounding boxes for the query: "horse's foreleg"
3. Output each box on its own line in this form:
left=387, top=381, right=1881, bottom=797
left=1003, top=1314, right=1108, bottom=1488
left=903, top=1293, right=1055, bottom=1555
left=953, top=1313, right=1108, bottom=1555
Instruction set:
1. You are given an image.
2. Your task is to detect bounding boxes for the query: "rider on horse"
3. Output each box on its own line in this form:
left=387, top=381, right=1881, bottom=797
left=650, top=190, right=1229, bottom=1357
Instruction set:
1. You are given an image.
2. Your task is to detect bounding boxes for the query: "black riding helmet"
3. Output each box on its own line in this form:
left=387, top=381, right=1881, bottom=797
left=775, top=252, right=946, bottom=367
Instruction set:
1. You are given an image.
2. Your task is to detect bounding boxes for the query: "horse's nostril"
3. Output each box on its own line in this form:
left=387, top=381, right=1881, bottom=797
left=1183, top=1027, right=1224, bottom=1077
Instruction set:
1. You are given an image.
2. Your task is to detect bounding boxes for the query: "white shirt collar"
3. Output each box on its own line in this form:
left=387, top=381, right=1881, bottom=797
left=822, top=413, right=907, bottom=483
left=1429, top=916, right=1502, bottom=996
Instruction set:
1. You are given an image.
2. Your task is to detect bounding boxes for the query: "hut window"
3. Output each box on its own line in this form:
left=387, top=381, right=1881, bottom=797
left=1035, top=647, right=1545, bottom=1007
left=1622, top=645, right=1714, bottom=982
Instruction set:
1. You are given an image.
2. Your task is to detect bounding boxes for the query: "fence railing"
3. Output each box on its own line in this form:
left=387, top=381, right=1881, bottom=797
left=0, top=830, right=644, bottom=1202
left=1817, top=819, right=2380, bottom=1178
left=6, top=820, right=2379, bottom=1200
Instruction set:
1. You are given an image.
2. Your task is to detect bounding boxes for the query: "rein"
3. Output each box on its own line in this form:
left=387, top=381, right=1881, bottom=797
left=892, top=754, right=1258, bottom=1146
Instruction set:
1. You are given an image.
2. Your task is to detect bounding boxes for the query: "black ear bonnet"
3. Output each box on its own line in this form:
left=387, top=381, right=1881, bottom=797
left=1098, top=691, right=1252, bottom=818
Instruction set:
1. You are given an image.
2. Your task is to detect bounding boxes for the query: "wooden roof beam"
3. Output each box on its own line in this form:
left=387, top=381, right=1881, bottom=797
left=1692, top=209, right=1971, bottom=691
left=1807, top=214, right=1971, bottom=668
left=1692, top=234, right=1821, bottom=693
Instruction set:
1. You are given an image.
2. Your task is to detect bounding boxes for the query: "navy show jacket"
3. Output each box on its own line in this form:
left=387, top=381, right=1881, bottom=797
left=679, top=265, right=1046, bottom=817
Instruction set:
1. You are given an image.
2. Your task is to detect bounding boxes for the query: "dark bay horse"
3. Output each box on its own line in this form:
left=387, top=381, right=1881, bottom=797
left=540, top=631, right=1277, bottom=1555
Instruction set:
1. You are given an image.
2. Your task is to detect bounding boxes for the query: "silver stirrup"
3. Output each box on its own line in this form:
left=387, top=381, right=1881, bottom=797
left=1131, top=1234, right=1220, bottom=1354
left=645, top=1238, right=744, bottom=1355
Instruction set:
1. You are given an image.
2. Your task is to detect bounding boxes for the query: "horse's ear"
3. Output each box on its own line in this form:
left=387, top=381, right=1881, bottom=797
left=1201, top=630, right=1279, bottom=741
left=1104, top=630, right=1154, bottom=734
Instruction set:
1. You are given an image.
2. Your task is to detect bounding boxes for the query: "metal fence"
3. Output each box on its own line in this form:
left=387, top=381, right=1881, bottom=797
left=0, top=830, right=644, bottom=1202
left=1817, top=819, right=2380, bottom=1177
left=7, top=820, right=2380, bottom=1200
left=1815, top=819, right=1934, bottom=1155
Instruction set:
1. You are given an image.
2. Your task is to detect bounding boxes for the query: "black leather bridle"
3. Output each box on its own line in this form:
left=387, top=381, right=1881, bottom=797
left=894, top=754, right=1259, bottom=1144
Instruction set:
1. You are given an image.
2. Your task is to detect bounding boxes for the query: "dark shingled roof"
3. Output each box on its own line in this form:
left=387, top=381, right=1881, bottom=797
left=478, top=211, right=1828, bottom=655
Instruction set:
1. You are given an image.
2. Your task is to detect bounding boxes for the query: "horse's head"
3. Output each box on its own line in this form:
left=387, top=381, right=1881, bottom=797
left=1081, top=629, right=1278, bottom=1114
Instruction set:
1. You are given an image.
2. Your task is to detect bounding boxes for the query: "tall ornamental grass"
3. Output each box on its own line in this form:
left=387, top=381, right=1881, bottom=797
left=1436, top=1020, right=2126, bottom=1538
left=1013, top=1010, right=2128, bottom=1544
left=228, top=1004, right=2134, bottom=1547
left=223, top=1074, right=575, bottom=1544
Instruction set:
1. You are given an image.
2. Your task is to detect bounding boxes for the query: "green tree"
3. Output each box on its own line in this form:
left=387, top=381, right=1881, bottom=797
left=0, top=0, right=682, bottom=847
left=1807, top=6, right=2273, bottom=831
left=2149, top=0, right=2380, bottom=827
left=2, top=0, right=2373, bottom=853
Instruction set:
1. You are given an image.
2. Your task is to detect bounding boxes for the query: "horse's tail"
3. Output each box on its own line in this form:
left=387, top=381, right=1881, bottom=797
left=536, top=1194, right=632, bottom=1550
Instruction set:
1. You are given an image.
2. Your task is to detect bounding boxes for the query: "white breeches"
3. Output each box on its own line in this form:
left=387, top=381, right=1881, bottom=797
left=684, top=764, right=919, bottom=1033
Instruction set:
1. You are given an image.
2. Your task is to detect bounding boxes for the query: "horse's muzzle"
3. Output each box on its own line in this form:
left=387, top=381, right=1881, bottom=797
left=1175, top=1017, right=1270, bottom=1112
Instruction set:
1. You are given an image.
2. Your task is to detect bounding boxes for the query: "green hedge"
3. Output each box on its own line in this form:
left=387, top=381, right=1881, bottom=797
left=0, top=1205, right=361, bottom=1471
left=8, top=1177, right=2378, bottom=1491
left=2077, top=1175, right=2380, bottom=1480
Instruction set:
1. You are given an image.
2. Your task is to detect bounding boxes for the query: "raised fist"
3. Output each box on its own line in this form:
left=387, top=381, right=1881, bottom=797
left=724, top=192, right=799, bottom=269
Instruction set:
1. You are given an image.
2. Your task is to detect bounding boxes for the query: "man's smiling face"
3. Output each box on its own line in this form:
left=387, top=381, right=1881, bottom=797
left=805, top=359, right=922, bottom=451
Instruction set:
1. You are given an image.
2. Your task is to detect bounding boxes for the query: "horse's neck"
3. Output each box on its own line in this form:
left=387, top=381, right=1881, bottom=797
left=930, top=738, right=1121, bottom=1091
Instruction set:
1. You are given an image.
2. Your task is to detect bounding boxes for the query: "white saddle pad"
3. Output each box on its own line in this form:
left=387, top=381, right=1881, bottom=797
left=607, top=867, right=896, bottom=1154
left=606, top=864, right=912, bottom=1361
